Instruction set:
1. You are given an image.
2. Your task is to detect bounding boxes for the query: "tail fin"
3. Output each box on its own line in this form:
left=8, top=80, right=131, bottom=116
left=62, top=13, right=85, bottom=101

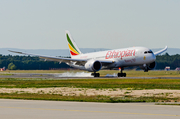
left=65, top=30, right=82, bottom=57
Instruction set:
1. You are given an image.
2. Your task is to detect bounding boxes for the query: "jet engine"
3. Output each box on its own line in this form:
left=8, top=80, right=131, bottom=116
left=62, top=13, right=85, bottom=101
left=85, top=60, right=102, bottom=72
left=139, top=61, right=156, bottom=71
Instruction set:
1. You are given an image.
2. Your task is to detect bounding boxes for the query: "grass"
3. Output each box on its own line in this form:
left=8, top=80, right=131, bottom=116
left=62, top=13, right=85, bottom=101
left=0, top=93, right=179, bottom=103
left=0, top=70, right=180, bottom=102
left=0, top=73, right=13, bottom=76
left=0, top=78, right=180, bottom=89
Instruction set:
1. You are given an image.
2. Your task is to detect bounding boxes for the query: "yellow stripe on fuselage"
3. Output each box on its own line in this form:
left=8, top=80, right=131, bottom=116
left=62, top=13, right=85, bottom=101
left=68, top=43, right=79, bottom=54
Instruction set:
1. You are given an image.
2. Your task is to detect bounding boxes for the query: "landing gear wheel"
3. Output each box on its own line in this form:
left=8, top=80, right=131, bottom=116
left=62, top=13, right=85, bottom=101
left=96, top=73, right=100, bottom=77
left=91, top=73, right=100, bottom=77
left=118, top=73, right=122, bottom=77
left=123, top=73, right=126, bottom=77
left=117, top=73, right=126, bottom=77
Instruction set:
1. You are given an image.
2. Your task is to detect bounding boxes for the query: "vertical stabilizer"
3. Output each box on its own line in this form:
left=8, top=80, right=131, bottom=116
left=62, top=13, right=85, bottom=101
left=65, top=30, right=82, bottom=57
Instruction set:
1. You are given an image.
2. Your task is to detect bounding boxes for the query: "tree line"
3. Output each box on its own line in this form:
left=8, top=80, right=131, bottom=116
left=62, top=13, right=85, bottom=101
left=156, top=53, right=180, bottom=69
left=0, top=55, right=70, bottom=70
left=0, top=53, right=179, bottom=70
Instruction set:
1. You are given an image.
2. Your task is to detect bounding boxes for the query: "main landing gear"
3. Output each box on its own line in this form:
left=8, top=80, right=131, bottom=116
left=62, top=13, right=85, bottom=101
left=117, top=67, right=126, bottom=77
left=91, top=72, right=100, bottom=77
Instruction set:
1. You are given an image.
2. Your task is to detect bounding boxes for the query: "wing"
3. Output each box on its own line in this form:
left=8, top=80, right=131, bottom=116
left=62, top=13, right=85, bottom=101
left=8, top=50, right=87, bottom=63
left=8, top=50, right=114, bottom=65
left=154, top=46, right=168, bottom=56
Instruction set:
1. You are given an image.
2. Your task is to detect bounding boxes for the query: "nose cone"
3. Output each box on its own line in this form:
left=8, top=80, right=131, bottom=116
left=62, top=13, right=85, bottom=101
left=146, top=52, right=156, bottom=63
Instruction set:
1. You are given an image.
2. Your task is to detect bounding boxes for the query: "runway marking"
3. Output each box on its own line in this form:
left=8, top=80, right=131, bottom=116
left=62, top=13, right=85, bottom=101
left=0, top=106, right=179, bottom=117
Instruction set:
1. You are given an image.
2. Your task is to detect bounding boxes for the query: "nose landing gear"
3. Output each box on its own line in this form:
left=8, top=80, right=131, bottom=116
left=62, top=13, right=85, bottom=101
left=117, top=67, right=126, bottom=77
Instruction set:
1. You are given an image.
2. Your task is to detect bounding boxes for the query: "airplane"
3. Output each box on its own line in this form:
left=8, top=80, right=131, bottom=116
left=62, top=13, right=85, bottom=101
left=9, top=30, right=168, bottom=77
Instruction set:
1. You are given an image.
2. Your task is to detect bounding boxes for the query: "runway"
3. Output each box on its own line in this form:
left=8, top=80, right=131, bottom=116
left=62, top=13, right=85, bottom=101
left=0, top=99, right=180, bottom=119
left=0, top=73, right=179, bottom=79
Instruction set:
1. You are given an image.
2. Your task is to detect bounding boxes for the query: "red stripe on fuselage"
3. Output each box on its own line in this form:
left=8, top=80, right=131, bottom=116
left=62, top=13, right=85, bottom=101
left=70, top=50, right=78, bottom=56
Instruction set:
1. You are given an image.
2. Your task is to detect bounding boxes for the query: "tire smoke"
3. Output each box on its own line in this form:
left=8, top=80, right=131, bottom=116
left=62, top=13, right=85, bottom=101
left=57, top=72, right=93, bottom=77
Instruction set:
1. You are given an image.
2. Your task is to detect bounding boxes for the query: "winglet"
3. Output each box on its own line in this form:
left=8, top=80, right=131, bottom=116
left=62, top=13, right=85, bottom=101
left=154, top=46, right=168, bottom=56
left=65, top=30, right=82, bottom=57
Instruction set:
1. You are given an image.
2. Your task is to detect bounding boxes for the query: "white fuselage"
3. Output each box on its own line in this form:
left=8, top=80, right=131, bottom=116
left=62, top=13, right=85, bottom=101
left=70, top=47, right=156, bottom=70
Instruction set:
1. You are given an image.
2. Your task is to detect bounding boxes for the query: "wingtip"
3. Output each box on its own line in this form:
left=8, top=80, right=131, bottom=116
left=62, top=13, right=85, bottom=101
left=8, top=50, right=23, bottom=54
left=8, top=50, right=15, bottom=52
left=65, top=30, right=69, bottom=34
left=165, top=46, right=168, bottom=50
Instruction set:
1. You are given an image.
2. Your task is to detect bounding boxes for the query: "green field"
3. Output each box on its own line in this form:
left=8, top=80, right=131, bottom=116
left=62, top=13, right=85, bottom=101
left=0, top=77, right=179, bottom=102
left=0, top=70, right=180, bottom=103
left=0, top=78, right=180, bottom=89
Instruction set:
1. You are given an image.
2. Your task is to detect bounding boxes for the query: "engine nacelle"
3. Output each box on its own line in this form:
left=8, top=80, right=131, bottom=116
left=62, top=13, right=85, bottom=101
left=85, top=60, right=102, bottom=72
left=147, top=61, right=156, bottom=70
left=139, top=61, right=156, bottom=71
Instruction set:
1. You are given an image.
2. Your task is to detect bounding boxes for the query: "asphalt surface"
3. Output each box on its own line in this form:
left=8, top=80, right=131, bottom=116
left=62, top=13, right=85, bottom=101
left=0, top=99, right=180, bottom=119
left=0, top=73, right=180, bottom=79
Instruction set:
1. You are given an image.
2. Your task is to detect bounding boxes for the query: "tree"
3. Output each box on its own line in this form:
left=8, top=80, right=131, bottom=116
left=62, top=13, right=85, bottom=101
left=8, top=63, right=16, bottom=70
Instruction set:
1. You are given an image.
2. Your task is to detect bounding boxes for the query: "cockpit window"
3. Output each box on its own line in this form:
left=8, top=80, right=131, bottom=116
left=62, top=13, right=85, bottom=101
left=144, top=50, right=153, bottom=54
left=148, top=51, right=153, bottom=53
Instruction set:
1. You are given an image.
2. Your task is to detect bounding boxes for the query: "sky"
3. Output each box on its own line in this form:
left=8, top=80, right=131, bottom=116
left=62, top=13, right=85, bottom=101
left=0, top=0, right=180, bottom=50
